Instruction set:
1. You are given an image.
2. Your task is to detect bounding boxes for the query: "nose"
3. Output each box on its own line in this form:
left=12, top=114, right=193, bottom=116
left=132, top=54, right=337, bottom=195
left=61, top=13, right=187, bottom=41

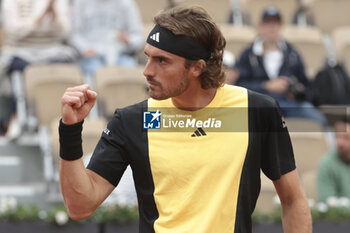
left=143, top=59, right=155, bottom=79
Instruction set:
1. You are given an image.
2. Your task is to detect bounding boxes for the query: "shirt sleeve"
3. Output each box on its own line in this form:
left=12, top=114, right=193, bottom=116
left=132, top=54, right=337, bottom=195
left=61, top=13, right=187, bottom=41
left=87, top=110, right=130, bottom=186
left=261, top=100, right=296, bottom=180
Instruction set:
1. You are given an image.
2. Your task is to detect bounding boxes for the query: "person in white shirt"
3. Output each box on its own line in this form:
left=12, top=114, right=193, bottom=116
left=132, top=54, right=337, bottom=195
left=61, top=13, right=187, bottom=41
left=70, top=0, right=144, bottom=75
left=1, top=0, right=77, bottom=72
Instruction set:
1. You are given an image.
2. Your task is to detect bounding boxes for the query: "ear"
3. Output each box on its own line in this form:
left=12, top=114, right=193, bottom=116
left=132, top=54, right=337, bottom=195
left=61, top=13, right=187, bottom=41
left=189, top=60, right=206, bottom=78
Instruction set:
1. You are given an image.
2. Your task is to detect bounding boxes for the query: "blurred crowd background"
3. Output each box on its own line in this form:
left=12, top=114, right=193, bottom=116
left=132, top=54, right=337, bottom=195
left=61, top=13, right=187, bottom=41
left=0, top=0, right=349, bottom=216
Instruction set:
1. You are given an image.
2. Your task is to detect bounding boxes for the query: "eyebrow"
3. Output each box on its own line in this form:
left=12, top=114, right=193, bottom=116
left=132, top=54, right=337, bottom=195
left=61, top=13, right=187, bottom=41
left=144, top=51, right=171, bottom=61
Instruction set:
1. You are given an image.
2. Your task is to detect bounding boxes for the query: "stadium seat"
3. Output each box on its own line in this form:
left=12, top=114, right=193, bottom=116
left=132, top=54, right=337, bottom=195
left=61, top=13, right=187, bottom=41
left=301, top=170, right=318, bottom=201
left=23, top=64, right=83, bottom=186
left=24, top=64, right=83, bottom=127
left=318, top=105, right=350, bottom=127
left=310, top=0, right=350, bottom=34
left=332, top=27, right=350, bottom=72
left=134, top=0, right=167, bottom=23
left=282, top=25, right=326, bottom=79
left=78, top=118, right=107, bottom=157
left=286, top=118, right=328, bottom=176
left=0, top=27, right=6, bottom=48
left=95, top=66, right=149, bottom=117
left=180, top=0, right=232, bottom=24
left=220, top=24, right=257, bottom=58
left=241, top=0, right=298, bottom=26
left=285, top=117, right=324, bottom=132
left=136, top=0, right=232, bottom=24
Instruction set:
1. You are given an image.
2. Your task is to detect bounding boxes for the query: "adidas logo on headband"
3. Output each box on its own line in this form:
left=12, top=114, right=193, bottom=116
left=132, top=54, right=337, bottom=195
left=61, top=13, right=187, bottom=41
left=146, top=25, right=211, bottom=60
left=150, top=32, right=160, bottom=42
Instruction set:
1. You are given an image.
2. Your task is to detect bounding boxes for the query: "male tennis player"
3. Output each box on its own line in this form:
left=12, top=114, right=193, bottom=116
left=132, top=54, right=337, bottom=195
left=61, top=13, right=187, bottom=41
left=59, top=6, right=311, bottom=233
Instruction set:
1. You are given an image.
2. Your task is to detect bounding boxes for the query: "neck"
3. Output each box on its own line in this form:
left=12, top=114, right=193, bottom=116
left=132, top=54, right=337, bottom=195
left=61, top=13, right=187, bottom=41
left=263, top=40, right=279, bottom=51
left=171, top=81, right=217, bottom=111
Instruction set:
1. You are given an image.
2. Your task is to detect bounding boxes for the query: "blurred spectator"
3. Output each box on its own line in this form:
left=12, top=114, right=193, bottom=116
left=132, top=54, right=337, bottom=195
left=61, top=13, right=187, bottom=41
left=166, top=0, right=195, bottom=9
left=70, top=0, right=144, bottom=76
left=235, top=7, right=327, bottom=127
left=1, top=0, right=77, bottom=73
left=292, top=5, right=315, bottom=27
left=167, top=0, right=182, bottom=9
left=223, top=50, right=239, bottom=85
left=0, top=0, right=76, bottom=137
left=317, top=117, right=350, bottom=202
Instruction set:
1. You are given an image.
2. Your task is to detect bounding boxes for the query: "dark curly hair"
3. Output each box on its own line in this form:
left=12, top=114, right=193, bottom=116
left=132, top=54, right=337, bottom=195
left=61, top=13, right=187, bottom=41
left=154, top=6, right=226, bottom=89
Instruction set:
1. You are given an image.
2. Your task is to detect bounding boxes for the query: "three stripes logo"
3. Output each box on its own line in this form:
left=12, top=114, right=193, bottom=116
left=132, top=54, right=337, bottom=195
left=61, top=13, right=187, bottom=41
left=191, top=127, right=207, bottom=137
left=150, top=32, right=160, bottom=42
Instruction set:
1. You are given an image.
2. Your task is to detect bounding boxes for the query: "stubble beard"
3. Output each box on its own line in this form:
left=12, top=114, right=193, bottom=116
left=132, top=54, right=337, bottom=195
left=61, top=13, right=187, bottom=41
left=148, top=72, right=190, bottom=100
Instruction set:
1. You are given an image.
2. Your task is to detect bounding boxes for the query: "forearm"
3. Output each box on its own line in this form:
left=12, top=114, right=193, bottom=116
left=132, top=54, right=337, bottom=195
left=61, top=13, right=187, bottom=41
left=59, top=159, right=99, bottom=220
left=274, top=170, right=312, bottom=233
left=59, top=85, right=114, bottom=220
left=281, top=197, right=312, bottom=233
left=59, top=119, right=99, bottom=220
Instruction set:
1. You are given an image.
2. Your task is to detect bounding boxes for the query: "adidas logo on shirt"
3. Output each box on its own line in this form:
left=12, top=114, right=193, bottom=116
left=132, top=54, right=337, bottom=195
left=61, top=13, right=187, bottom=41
left=191, top=127, right=207, bottom=137
left=103, top=127, right=110, bottom=135
left=150, top=32, right=160, bottom=42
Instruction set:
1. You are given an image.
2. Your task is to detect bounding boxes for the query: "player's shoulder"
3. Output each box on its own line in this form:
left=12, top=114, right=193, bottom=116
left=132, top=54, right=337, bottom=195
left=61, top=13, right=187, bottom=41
left=120, top=99, right=148, bottom=112
left=221, top=84, right=247, bottom=101
left=247, top=89, right=277, bottom=108
left=222, top=84, right=246, bottom=93
left=222, top=84, right=277, bottom=108
left=105, top=100, right=148, bottom=134
left=111, top=100, right=148, bottom=121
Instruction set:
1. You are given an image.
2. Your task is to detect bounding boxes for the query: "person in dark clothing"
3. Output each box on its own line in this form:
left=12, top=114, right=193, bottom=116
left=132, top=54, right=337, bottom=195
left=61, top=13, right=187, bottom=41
left=236, top=7, right=327, bottom=127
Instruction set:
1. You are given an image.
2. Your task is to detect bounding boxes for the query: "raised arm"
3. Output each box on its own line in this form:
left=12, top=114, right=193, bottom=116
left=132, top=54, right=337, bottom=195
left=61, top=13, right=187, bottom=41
left=273, top=170, right=312, bottom=233
left=59, top=84, right=115, bottom=220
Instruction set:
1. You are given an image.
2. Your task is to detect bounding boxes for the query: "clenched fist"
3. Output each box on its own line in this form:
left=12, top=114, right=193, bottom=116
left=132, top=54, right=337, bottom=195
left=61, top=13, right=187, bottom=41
left=61, top=84, right=97, bottom=125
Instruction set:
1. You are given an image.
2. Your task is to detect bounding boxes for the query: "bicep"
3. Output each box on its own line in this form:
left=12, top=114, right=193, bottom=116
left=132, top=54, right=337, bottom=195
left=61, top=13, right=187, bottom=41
left=273, top=169, right=305, bottom=205
left=86, top=169, right=115, bottom=205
